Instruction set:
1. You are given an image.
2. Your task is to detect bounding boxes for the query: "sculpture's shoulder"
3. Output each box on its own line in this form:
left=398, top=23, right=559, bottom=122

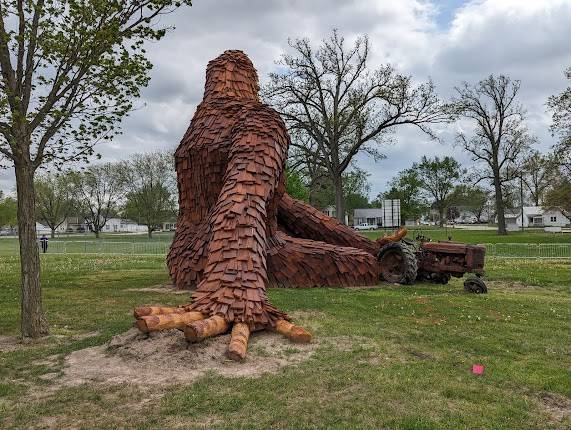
left=242, top=102, right=286, bottom=127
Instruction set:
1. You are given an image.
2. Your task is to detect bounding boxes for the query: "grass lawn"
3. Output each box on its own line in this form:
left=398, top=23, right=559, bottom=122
left=0, top=253, right=569, bottom=429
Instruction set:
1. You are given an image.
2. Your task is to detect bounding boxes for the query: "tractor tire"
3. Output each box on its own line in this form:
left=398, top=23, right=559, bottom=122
left=378, top=242, right=418, bottom=284
left=463, top=276, right=487, bottom=294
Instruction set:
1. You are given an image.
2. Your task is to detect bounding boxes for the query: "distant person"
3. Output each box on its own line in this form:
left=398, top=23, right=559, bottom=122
left=40, top=235, right=48, bottom=253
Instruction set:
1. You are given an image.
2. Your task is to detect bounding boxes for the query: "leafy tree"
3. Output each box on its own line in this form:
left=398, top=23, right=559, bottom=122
left=447, top=184, right=490, bottom=223
left=548, top=67, right=571, bottom=138
left=453, top=75, right=533, bottom=235
left=413, top=156, right=463, bottom=226
left=374, top=168, right=426, bottom=223
left=0, top=0, right=192, bottom=337
left=35, top=172, right=74, bottom=238
left=284, top=168, right=310, bottom=202
left=71, top=163, right=127, bottom=239
left=0, top=195, right=17, bottom=228
left=548, top=66, right=571, bottom=175
left=521, top=151, right=557, bottom=206
left=264, top=29, right=451, bottom=224
left=309, top=168, right=371, bottom=216
left=544, top=176, right=571, bottom=213
left=123, top=152, right=176, bottom=238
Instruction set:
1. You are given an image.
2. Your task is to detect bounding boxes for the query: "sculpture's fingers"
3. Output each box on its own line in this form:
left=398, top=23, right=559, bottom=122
left=133, top=306, right=187, bottom=318
left=274, top=319, right=312, bottom=343
left=227, top=323, right=250, bottom=361
left=135, top=311, right=205, bottom=333
left=184, top=315, right=229, bottom=342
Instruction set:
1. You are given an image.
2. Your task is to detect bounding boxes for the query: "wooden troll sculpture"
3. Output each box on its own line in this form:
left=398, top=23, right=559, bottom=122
left=133, top=50, right=403, bottom=360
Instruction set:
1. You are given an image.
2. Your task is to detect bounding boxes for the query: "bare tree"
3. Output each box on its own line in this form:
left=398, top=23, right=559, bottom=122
left=71, top=163, right=127, bottom=239
left=263, top=29, right=451, bottom=223
left=521, top=151, right=557, bottom=206
left=0, top=0, right=191, bottom=337
left=35, top=172, right=74, bottom=238
left=453, top=75, right=533, bottom=235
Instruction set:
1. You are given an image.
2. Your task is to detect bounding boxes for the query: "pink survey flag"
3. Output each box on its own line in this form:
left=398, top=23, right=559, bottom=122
left=472, top=364, right=485, bottom=375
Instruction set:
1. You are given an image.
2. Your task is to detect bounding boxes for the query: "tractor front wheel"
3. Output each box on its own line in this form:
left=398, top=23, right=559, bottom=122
left=378, top=242, right=418, bottom=284
left=464, top=276, right=487, bottom=294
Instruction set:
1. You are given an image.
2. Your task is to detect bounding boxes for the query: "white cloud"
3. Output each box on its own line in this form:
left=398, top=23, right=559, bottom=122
left=2, top=0, right=570, bottom=199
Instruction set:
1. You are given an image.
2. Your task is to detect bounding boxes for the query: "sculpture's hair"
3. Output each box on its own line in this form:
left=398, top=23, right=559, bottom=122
left=203, top=50, right=260, bottom=101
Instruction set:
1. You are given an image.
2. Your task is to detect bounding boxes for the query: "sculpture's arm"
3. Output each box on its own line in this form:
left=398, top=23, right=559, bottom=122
left=278, top=193, right=380, bottom=255
left=189, top=107, right=290, bottom=327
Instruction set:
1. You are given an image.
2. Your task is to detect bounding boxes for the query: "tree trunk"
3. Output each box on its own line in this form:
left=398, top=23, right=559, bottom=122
left=95, top=229, right=100, bottom=239
left=494, top=175, right=507, bottom=235
left=333, top=175, right=345, bottom=224
left=15, top=162, right=48, bottom=338
left=50, top=228, right=55, bottom=239
left=147, top=227, right=152, bottom=239
left=438, top=206, right=445, bottom=227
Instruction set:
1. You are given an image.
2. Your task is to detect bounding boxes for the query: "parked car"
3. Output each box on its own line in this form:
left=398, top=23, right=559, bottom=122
left=0, top=228, right=15, bottom=236
left=354, top=222, right=376, bottom=231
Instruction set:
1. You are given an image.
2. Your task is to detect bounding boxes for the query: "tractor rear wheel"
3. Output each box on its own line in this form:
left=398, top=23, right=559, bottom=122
left=463, top=276, right=487, bottom=294
left=378, top=242, right=418, bottom=284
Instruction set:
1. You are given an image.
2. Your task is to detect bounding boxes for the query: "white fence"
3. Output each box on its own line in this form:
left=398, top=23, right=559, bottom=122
left=484, top=243, right=571, bottom=259
left=38, top=241, right=171, bottom=255
left=31, top=240, right=571, bottom=259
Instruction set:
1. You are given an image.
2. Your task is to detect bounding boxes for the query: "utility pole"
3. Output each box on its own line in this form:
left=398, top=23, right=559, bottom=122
left=520, top=175, right=524, bottom=231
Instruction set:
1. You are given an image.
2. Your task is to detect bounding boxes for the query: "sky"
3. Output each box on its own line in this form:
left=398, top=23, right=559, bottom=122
left=1, top=0, right=570, bottom=199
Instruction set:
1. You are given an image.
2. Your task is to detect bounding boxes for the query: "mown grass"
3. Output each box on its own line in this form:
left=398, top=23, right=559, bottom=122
left=0, top=254, right=569, bottom=429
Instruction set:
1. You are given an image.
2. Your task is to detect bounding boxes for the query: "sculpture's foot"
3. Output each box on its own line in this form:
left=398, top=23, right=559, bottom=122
left=133, top=306, right=311, bottom=361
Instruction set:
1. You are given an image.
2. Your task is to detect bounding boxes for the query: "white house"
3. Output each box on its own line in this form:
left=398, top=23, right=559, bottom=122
left=353, top=199, right=401, bottom=227
left=500, top=206, right=570, bottom=231
left=322, top=205, right=349, bottom=225
left=103, top=218, right=148, bottom=233
left=35, top=222, right=51, bottom=235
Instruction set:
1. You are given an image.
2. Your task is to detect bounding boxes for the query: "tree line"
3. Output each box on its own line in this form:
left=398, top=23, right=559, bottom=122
left=32, top=151, right=176, bottom=239
left=270, top=30, right=571, bottom=235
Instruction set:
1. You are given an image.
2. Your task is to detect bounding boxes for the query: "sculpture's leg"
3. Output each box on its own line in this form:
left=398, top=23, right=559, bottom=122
left=267, top=232, right=380, bottom=288
left=278, top=193, right=380, bottom=255
left=167, top=220, right=211, bottom=290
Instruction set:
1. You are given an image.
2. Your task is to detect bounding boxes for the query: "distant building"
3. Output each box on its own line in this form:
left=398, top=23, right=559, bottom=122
left=161, top=219, right=177, bottom=231
left=353, top=199, right=401, bottom=227
left=500, top=206, right=571, bottom=230
left=103, top=218, right=147, bottom=233
left=322, top=205, right=349, bottom=225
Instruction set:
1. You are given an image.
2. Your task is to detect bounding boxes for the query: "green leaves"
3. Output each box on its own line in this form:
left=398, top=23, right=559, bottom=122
left=0, top=0, right=192, bottom=168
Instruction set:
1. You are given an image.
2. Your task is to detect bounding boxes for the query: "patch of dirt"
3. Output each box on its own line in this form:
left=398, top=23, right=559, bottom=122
left=125, top=284, right=188, bottom=295
left=0, top=331, right=100, bottom=353
left=485, top=281, right=540, bottom=291
left=58, top=328, right=317, bottom=387
left=537, top=391, right=571, bottom=429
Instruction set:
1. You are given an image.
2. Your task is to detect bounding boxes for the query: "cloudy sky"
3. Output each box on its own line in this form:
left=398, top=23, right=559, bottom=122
left=1, top=0, right=570, bottom=198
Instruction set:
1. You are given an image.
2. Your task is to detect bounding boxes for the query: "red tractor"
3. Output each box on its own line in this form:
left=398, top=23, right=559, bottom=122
left=377, top=232, right=487, bottom=294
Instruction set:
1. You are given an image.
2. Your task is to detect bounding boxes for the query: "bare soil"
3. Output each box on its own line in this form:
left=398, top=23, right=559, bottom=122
left=57, top=328, right=317, bottom=387
left=125, top=283, right=188, bottom=294
left=537, top=391, right=571, bottom=429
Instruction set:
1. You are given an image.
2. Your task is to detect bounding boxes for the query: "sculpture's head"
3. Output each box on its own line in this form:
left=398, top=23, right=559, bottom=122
left=203, top=50, right=259, bottom=101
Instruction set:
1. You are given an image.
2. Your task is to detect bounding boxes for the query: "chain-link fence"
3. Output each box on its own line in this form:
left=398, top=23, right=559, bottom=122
left=37, top=240, right=171, bottom=255
left=27, top=240, right=571, bottom=259
left=484, top=243, right=571, bottom=258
